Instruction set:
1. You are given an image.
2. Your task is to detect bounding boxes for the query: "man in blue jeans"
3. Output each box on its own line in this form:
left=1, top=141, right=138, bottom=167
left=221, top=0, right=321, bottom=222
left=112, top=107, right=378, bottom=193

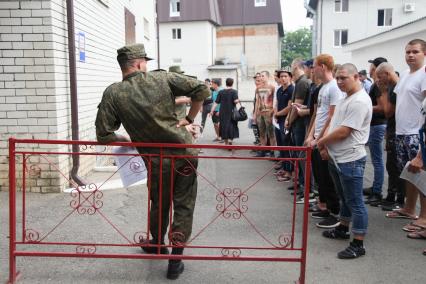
left=318, top=63, right=372, bottom=259
left=364, top=57, right=388, bottom=206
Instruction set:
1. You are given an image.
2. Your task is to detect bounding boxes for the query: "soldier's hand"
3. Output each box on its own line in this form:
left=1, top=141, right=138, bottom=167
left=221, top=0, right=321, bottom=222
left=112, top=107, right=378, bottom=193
left=177, top=118, right=190, bottom=128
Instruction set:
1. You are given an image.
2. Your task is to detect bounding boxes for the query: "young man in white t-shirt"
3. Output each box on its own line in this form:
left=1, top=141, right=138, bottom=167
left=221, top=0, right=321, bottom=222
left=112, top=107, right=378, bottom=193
left=317, top=63, right=373, bottom=259
left=385, top=39, right=426, bottom=235
left=306, top=54, right=344, bottom=229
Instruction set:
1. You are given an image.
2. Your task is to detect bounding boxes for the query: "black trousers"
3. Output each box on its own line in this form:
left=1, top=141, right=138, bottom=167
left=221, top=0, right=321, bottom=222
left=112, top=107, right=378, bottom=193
left=385, top=136, right=405, bottom=202
left=312, top=147, right=340, bottom=215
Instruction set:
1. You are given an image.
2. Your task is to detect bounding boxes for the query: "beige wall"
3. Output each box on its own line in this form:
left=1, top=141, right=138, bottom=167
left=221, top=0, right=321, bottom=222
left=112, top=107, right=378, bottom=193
left=216, top=24, right=280, bottom=78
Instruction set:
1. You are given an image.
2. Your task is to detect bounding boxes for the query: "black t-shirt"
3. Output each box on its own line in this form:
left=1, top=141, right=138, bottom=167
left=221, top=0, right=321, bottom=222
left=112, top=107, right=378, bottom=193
left=369, top=83, right=387, bottom=125
left=386, top=84, right=397, bottom=136
left=309, top=84, right=322, bottom=117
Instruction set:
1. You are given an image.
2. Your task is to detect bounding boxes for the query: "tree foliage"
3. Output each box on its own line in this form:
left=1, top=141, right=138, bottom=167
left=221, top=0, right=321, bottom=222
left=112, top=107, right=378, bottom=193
left=281, top=28, right=312, bottom=67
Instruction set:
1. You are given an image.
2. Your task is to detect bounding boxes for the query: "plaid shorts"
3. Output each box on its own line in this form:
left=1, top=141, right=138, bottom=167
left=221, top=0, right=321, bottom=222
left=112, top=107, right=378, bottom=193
left=395, top=134, right=420, bottom=173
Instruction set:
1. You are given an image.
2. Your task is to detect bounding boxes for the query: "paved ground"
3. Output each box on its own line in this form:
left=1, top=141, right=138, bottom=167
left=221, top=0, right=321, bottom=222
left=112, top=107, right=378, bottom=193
left=1, top=109, right=425, bottom=283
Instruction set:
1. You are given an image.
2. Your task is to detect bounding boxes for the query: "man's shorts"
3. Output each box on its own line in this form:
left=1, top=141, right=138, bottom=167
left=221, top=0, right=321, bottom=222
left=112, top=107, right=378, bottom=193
left=256, top=112, right=275, bottom=139
left=395, top=134, right=420, bottom=173
left=212, top=111, right=220, bottom=124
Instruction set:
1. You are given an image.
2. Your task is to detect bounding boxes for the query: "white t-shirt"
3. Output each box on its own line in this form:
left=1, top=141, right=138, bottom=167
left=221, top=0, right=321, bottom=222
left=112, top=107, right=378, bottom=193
left=328, top=89, right=373, bottom=163
left=314, top=79, right=344, bottom=138
left=395, top=66, right=426, bottom=135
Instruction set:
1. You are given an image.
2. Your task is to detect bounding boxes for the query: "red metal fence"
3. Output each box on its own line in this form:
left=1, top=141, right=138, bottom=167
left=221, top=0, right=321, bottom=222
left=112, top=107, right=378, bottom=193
left=8, top=138, right=312, bottom=283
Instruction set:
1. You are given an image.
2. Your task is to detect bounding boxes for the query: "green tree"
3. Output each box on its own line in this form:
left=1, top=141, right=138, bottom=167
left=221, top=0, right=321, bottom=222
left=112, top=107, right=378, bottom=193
left=281, top=28, right=312, bottom=67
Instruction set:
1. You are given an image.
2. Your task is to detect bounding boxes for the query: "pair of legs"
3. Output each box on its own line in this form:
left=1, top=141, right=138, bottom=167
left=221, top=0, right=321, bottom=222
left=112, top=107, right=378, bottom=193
left=328, top=157, right=368, bottom=243
left=368, top=124, right=386, bottom=197
left=312, top=147, right=340, bottom=214
left=212, top=111, right=221, bottom=140
left=389, top=135, right=426, bottom=226
left=256, top=112, right=276, bottom=147
left=149, top=157, right=198, bottom=245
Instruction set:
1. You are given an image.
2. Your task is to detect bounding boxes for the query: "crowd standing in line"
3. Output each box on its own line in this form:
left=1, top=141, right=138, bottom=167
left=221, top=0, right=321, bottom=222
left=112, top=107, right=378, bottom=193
left=94, top=39, right=426, bottom=280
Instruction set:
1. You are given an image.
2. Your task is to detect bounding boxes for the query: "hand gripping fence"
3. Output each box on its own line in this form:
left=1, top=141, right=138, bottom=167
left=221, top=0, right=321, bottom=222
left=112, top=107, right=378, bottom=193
left=7, top=138, right=312, bottom=284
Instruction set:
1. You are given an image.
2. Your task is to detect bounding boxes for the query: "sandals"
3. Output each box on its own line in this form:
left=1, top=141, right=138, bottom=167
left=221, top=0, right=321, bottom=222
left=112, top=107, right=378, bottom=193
left=402, top=222, right=426, bottom=233
left=385, top=210, right=419, bottom=220
left=407, top=229, right=426, bottom=240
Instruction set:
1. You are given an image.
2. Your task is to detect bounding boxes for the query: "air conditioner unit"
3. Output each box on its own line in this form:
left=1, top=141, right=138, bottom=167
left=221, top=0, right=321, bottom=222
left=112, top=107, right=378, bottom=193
left=404, top=3, right=415, bottom=12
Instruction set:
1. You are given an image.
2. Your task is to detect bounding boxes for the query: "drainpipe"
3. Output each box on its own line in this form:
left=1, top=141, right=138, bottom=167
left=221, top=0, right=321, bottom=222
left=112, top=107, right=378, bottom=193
left=304, top=0, right=317, bottom=56
left=66, top=0, right=85, bottom=186
left=156, top=0, right=160, bottom=69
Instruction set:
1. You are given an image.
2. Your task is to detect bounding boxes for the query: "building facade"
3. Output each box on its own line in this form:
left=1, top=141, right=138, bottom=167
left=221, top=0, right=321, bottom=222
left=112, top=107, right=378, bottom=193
left=306, top=0, right=426, bottom=66
left=158, top=0, right=283, bottom=81
left=0, top=0, right=157, bottom=192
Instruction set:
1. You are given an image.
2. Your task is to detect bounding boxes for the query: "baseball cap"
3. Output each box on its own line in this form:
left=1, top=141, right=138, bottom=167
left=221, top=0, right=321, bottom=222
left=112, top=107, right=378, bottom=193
left=303, top=59, right=314, bottom=68
left=368, top=57, right=388, bottom=67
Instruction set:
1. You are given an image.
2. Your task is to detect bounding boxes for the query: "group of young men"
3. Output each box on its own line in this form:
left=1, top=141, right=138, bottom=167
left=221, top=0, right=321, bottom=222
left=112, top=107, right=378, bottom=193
left=255, top=38, right=426, bottom=259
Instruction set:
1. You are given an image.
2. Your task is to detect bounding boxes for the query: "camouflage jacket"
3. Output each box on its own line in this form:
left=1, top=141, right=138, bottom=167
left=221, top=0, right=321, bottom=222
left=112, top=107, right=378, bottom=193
left=95, top=70, right=209, bottom=155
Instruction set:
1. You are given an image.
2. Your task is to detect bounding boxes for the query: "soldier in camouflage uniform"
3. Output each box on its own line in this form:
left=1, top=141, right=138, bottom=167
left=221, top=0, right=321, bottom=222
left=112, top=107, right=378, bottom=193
left=95, top=44, right=209, bottom=280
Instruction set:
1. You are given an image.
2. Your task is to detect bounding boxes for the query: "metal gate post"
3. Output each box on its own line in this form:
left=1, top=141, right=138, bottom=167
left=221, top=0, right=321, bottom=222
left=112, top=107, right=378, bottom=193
left=8, top=138, right=18, bottom=284
left=299, top=147, right=312, bottom=284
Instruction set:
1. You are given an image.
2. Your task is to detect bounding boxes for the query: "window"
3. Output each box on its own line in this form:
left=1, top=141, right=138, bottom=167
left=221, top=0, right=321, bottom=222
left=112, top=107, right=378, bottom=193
left=172, top=28, right=181, bottom=39
left=378, top=9, right=392, bottom=26
left=144, top=18, right=150, bottom=39
left=334, top=0, right=348, bottom=12
left=170, top=0, right=180, bottom=17
left=255, top=0, right=267, bottom=7
left=334, top=29, right=348, bottom=47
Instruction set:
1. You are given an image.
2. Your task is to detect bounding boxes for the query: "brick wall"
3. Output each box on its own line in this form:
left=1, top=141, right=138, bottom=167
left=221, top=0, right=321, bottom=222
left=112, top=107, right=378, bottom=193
left=0, top=0, right=157, bottom=192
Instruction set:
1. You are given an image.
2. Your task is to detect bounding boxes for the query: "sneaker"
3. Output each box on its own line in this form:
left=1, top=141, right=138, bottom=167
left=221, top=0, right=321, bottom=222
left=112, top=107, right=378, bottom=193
left=277, top=175, right=291, bottom=182
left=322, top=228, right=350, bottom=240
left=311, top=210, right=330, bottom=219
left=309, top=204, right=322, bottom=213
left=316, top=215, right=340, bottom=228
left=253, top=151, right=266, bottom=157
left=296, top=196, right=316, bottom=204
left=337, top=243, right=366, bottom=259
left=381, top=202, right=404, bottom=212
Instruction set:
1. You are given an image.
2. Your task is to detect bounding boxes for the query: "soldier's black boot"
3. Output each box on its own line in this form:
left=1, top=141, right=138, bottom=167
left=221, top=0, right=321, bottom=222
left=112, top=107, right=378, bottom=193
left=167, top=248, right=184, bottom=280
left=140, top=238, right=169, bottom=255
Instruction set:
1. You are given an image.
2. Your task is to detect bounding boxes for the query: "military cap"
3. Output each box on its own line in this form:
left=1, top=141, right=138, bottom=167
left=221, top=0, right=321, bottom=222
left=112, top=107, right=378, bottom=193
left=116, top=43, right=153, bottom=63
left=168, top=65, right=185, bottom=74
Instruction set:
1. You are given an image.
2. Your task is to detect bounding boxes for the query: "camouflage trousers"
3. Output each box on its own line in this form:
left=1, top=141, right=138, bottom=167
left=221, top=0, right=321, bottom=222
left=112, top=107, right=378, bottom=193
left=148, top=157, right=198, bottom=244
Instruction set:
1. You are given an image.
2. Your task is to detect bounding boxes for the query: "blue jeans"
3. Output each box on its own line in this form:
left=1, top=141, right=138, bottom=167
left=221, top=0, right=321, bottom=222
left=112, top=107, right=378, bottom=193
left=368, top=124, right=386, bottom=195
left=328, top=157, right=368, bottom=236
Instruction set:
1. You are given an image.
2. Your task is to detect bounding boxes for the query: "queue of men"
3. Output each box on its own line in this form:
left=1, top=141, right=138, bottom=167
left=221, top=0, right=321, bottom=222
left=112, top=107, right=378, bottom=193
left=94, top=39, right=425, bottom=280
left=254, top=38, right=426, bottom=259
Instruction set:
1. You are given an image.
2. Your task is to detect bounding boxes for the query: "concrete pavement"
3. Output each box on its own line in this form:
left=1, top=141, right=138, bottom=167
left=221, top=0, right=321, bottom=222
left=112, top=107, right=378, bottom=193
left=1, top=110, right=425, bottom=283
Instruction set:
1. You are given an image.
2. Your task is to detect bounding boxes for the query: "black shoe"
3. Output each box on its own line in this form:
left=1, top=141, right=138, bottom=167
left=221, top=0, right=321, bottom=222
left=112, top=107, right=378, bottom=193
left=363, top=187, right=372, bottom=196
left=381, top=202, right=404, bottom=211
left=365, top=193, right=381, bottom=205
left=369, top=194, right=383, bottom=207
left=253, top=151, right=266, bottom=157
left=287, top=185, right=299, bottom=191
left=167, top=260, right=184, bottom=280
left=311, top=210, right=330, bottom=219
left=337, top=242, right=365, bottom=259
left=290, top=190, right=303, bottom=196
left=140, top=239, right=169, bottom=255
left=316, top=215, right=340, bottom=229
left=322, top=228, right=350, bottom=240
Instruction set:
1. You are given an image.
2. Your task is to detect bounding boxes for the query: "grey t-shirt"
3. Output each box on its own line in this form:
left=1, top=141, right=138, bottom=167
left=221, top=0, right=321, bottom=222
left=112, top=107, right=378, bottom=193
left=314, top=79, right=344, bottom=138
left=328, top=89, right=373, bottom=163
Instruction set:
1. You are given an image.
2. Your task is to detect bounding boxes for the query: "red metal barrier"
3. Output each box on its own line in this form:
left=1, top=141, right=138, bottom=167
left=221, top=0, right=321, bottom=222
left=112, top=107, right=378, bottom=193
left=8, top=138, right=312, bottom=283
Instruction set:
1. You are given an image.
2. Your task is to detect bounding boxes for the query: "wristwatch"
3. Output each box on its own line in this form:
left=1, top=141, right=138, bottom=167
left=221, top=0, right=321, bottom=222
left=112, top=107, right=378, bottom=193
left=185, top=115, right=194, bottom=124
